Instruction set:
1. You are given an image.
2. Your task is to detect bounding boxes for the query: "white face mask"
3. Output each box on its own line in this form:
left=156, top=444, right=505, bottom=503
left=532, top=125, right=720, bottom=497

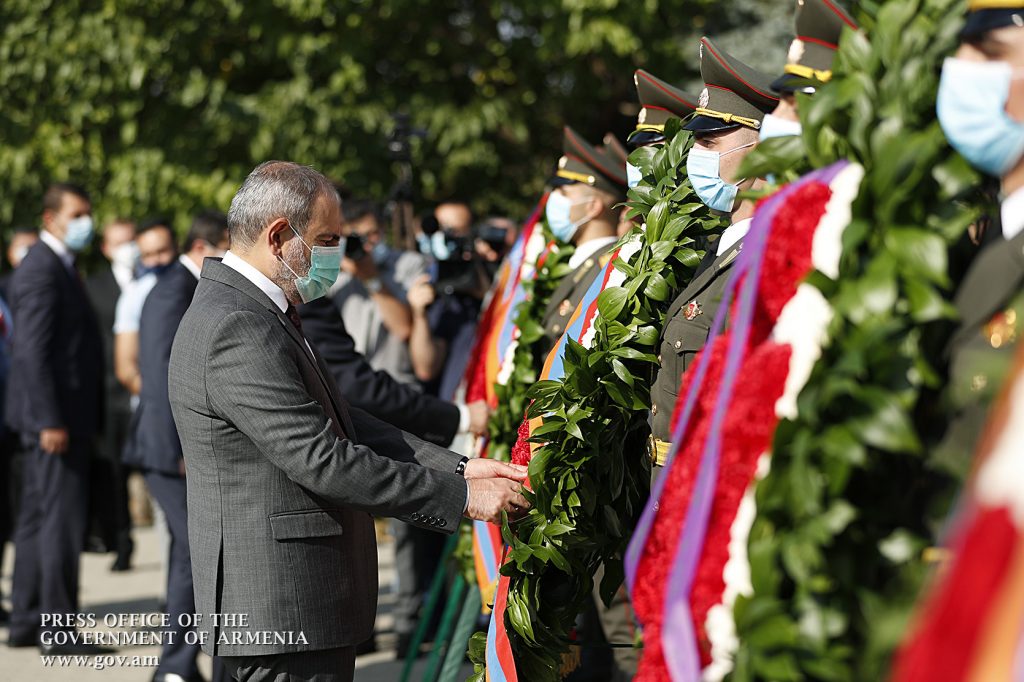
left=111, top=241, right=140, bottom=270
left=758, top=113, right=803, bottom=141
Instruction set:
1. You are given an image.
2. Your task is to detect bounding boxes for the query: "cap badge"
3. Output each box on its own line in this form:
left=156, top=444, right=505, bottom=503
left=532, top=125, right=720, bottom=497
left=558, top=156, right=568, bottom=169
left=788, top=39, right=805, bottom=65
left=698, top=88, right=709, bottom=108
left=638, top=107, right=648, bottom=124
left=684, top=300, right=703, bottom=321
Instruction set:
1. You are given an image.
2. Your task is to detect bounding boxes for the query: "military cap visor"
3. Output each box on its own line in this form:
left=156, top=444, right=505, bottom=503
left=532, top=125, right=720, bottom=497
left=961, top=7, right=1024, bottom=39
left=547, top=126, right=627, bottom=196
left=682, top=39, right=779, bottom=134
left=770, top=72, right=821, bottom=94
left=626, top=129, right=667, bottom=148
left=771, top=0, right=857, bottom=93
left=633, top=70, right=700, bottom=137
left=681, top=113, right=742, bottom=133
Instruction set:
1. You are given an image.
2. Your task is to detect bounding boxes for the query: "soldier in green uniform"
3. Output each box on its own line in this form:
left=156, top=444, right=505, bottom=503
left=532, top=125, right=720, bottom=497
left=541, top=126, right=627, bottom=353
left=648, top=38, right=778, bottom=468
left=625, top=69, right=700, bottom=186
left=933, top=0, right=1024, bottom=470
left=762, top=0, right=858, bottom=138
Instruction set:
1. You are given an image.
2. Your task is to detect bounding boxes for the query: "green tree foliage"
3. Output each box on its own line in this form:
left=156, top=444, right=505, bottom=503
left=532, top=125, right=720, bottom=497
left=0, top=0, right=790, bottom=241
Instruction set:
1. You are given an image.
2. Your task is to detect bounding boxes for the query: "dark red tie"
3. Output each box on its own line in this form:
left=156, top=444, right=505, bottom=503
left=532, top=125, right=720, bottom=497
left=285, top=305, right=304, bottom=335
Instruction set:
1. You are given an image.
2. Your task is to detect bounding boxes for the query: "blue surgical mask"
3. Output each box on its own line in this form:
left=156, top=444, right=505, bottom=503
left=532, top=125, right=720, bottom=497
left=136, top=261, right=175, bottom=279
left=937, top=57, right=1024, bottom=177
left=758, top=113, right=802, bottom=141
left=64, top=216, right=94, bottom=252
left=545, top=191, right=592, bottom=242
left=279, top=227, right=342, bottom=303
left=371, top=241, right=390, bottom=265
left=686, top=142, right=755, bottom=212
left=626, top=162, right=643, bottom=189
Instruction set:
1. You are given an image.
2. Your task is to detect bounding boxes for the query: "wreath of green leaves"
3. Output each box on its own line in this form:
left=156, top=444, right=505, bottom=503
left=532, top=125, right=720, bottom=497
left=468, top=120, right=726, bottom=681
left=726, top=1, right=988, bottom=679
left=487, top=218, right=577, bottom=464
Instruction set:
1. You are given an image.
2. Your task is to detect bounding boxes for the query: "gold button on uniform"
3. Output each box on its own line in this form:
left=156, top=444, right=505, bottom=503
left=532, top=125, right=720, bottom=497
left=674, top=340, right=682, bottom=349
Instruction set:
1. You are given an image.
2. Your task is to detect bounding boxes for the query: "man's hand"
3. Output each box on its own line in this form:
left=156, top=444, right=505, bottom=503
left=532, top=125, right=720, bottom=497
left=341, top=252, right=379, bottom=282
left=408, top=274, right=436, bottom=313
left=464, top=477, right=530, bottom=524
left=466, top=400, right=491, bottom=437
left=40, top=427, right=69, bottom=455
left=463, top=457, right=528, bottom=482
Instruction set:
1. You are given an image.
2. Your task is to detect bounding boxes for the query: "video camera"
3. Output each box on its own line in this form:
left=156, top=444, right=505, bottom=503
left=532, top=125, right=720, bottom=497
left=419, top=214, right=484, bottom=297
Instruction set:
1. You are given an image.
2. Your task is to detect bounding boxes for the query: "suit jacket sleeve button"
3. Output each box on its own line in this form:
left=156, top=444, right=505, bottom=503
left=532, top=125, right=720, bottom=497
left=440, top=519, right=447, bottom=527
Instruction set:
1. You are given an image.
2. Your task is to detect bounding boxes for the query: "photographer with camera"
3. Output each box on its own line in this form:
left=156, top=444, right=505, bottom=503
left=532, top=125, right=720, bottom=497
left=330, top=199, right=422, bottom=386
left=408, top=202, right=492, bottom=400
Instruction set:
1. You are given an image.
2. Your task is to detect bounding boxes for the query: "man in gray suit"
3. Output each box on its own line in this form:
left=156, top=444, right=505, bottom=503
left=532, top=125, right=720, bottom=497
left=168, top=161, right=528, bottom=682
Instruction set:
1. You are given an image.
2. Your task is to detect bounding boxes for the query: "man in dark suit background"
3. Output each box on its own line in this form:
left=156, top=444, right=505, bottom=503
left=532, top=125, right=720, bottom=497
left=5, top=182, right=108, bottom=654
left=85, top=218, right=137, bottom=571
left=135, top=210, right=228, bottom=682
left=298, top=296, right=482, bottom=447
left=168, top=161, right=528, bottom=682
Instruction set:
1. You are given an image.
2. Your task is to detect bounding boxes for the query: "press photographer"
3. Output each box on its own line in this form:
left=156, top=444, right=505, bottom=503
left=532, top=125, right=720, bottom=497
left=330, top=199, right=425, bottom=386
left=408, top=202, right=492, bottom=401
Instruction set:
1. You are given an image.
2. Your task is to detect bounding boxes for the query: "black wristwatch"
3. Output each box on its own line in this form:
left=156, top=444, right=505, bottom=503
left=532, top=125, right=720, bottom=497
left=455, top=456, right=469, bottom=477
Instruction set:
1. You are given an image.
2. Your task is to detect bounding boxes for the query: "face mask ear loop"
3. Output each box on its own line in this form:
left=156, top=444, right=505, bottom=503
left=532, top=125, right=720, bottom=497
left=719, top=140, right=757, bottom=158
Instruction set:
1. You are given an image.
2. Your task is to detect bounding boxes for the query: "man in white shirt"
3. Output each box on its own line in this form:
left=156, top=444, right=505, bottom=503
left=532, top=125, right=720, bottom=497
left=113, top=217, right=177, bottom=397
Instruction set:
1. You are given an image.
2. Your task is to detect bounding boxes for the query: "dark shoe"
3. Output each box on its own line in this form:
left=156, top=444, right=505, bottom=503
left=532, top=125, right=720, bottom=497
left=0, top=605, right=9, bottom=623
left=152, top=672, right=208, bottom=682
left=7, top=631, right=37, bottom=648
left=39, top=642, right=115, bottom=656
left=111, top=534, right=134, bottom=572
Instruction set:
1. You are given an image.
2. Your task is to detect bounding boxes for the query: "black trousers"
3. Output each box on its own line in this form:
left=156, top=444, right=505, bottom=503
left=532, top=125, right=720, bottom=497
left=145, top=470, right=201, bottom=679
left=9, top=437, right=89, bottom=640
left=221, top=646, right=356, bottom=682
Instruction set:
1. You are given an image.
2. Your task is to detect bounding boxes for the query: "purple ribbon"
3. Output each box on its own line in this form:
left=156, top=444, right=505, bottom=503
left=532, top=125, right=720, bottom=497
left=626, top=162, right=848, bottom=680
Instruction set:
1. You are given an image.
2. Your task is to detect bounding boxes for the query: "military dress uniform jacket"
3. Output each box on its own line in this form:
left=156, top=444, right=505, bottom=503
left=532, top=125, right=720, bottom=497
left=935, top=228, right=1024, bottom=470
left=650, top=240, right=743, bottom=455
left=540, top=243, right=617, bottom=351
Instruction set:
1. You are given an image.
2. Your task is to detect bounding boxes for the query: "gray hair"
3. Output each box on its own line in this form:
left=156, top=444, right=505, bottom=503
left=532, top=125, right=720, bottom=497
left=226, top=161, right=337, bottom=248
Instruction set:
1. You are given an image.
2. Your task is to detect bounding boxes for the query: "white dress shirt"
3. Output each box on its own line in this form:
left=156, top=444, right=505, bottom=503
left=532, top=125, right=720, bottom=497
left=221, top=251, right=289, bottom=313
left=39, top=229, right=74, bottom=270
left=569, top=236, right=619, bottom=270
left=1001, top=186, right=1024, bottom=241
left=179, top=253, right=202, bottom=280
left=717, top=217, right=752, bottom=256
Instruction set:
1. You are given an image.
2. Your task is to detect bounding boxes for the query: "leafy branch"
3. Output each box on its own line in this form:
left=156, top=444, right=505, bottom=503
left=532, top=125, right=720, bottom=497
left=484, top=120, right=726, bottom=680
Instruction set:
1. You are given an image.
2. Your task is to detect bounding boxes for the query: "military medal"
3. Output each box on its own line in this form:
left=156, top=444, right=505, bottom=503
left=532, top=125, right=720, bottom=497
left=684, top=300, right=703, bottom=320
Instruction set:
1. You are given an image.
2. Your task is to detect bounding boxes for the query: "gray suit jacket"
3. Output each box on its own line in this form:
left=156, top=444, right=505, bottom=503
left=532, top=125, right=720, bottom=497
left=168, top=259, right=467, bottom=657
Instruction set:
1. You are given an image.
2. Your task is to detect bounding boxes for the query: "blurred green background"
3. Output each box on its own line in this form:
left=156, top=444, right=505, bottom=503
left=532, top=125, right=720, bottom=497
left=0, top=0, right=791, bottom=242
